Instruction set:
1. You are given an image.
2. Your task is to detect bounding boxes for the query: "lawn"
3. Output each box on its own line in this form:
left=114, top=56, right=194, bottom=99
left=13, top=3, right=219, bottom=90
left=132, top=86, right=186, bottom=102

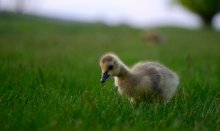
left=0, top=12, right=219, bottom=131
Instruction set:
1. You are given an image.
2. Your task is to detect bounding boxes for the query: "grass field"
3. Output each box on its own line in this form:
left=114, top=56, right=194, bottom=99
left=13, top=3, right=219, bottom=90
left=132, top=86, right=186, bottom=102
left=0, top=12, right=219, bottom=131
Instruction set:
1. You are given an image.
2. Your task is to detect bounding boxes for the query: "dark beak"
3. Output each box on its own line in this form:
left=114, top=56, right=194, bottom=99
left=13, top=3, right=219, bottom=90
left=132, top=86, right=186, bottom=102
left=100, top=72, right=110, bottom=83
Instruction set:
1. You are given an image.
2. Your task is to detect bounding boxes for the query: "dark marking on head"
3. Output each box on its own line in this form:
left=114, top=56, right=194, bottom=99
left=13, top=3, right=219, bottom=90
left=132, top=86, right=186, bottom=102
left=101, top=55, right=113, bottom=63
left=108, top=65, right=113, bottom=70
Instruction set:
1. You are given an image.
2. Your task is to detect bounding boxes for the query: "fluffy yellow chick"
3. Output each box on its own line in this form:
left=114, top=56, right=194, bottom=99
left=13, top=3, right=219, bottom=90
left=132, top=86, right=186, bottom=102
left=99, top=53, right=179, bottom=103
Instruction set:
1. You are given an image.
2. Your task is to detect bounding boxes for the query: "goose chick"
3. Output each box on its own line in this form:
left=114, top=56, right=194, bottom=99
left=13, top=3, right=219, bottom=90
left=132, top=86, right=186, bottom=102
left=99, top=53, right=179, bottom=103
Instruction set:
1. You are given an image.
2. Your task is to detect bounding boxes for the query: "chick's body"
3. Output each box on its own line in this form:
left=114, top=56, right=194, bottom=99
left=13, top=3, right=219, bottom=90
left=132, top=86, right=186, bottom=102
left=115, top=62, right=179, bottom=102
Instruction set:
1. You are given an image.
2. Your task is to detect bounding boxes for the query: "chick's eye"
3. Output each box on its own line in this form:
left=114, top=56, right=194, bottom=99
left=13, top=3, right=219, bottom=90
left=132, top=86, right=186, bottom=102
left=108, top=65, right=113, bottom=70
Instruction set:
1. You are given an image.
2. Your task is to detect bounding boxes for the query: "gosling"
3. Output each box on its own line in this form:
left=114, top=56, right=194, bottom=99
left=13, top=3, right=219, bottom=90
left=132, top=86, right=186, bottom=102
left=99, top=53, right=179, bottom=103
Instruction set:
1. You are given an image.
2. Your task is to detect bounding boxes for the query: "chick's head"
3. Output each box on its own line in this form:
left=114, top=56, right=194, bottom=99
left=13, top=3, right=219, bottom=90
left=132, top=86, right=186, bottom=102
left=99, top=53, right=120, bottom=83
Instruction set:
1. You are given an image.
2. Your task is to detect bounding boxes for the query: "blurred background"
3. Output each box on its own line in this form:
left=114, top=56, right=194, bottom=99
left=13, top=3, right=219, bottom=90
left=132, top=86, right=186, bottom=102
left=0, top=0, right=220, bottom=29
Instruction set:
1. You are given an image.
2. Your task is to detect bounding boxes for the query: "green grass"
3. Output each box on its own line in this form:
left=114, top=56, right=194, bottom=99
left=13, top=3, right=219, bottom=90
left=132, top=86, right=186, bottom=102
left=0, top=12, right=219, bottom=131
